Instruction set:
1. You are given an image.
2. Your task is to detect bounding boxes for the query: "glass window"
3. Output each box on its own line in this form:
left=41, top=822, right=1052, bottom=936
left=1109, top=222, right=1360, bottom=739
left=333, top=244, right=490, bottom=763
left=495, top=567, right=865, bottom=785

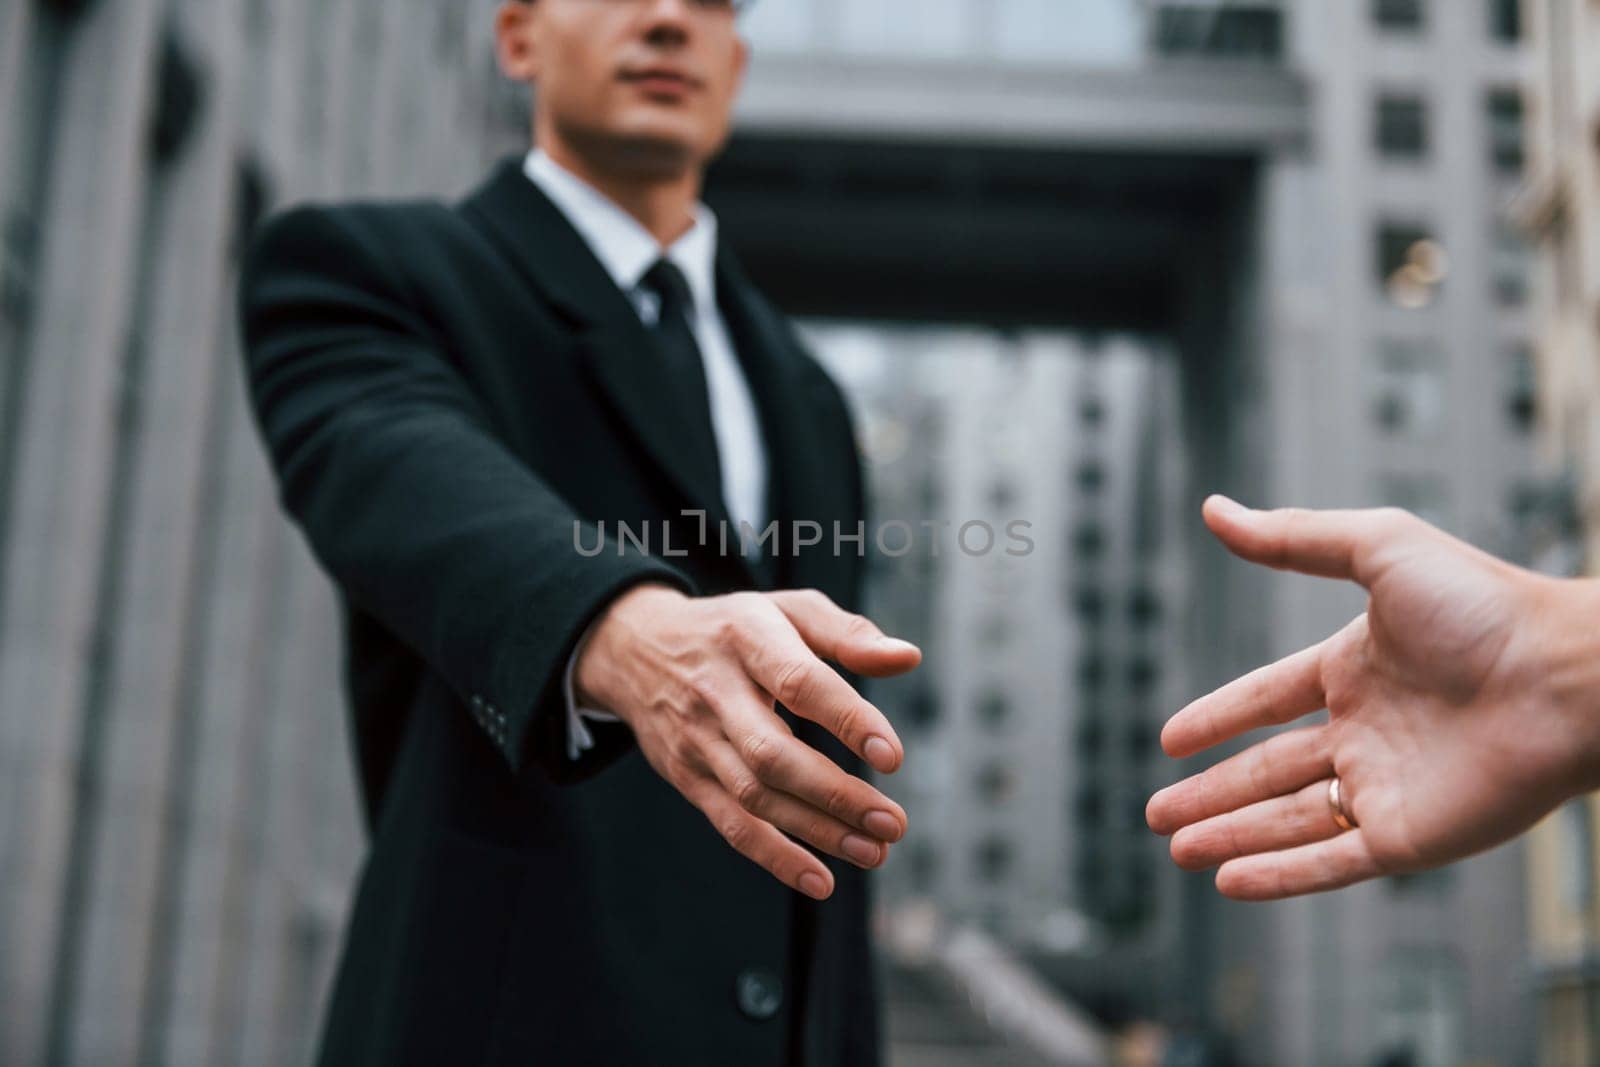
left=904, top=688, right=939, bottom=730
left=1373, top=0, right=1426, bottom=32
left=1073, top=587, right=1107, bottom=625
left=1128, top=658, right=1159, bottom=694
left=1507, top=343, right=1537, bottom=432
left=1377, top=223, right=1447, bottom=308
left=1078, top=655, right=1108, bottom=692
left=988, top=481, right=1017, bottom=513
left=974, top=763, right=1016, bottom=805
left=906, top=840, right=939, bottom=892
left=1486, top=88, right=1526, bottom=176
left=1493, top=223, right=1531, bottom=306
left=976, top=691, right=1010, bottom=727
left=1373, top=340, right=1444, bottom=439
left=1073, top=523, right=1106, bottom=561
left=1373, top=950, right=1465, bottom=1067
left=1077, top=716, right=1105, bottom=757
left=1079, top=394, right=1107, bottom=428
left=1128, top=588, right=1163, bottom=627
left=975, top=836, right=1014, bottom=882
left=1076, top=786, right=1104, bottom=826
left=1375, top=94, right=1429, bottom=160
left=1127, top=720, right=1156, bottom=759
left=1488, top=0, right=1521, bottom=42
left=1075, top=462, right=1106, bottom=495
left=1151, top=4, right=1285, bottom=61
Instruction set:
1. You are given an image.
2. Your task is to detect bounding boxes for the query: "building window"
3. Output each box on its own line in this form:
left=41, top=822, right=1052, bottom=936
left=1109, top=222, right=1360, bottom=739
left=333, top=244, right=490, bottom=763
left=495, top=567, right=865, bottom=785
left=1077, top=716, right=1104, bottom=757
left=1492, top=223, right=1531, bottom=306
left=1374, top=950, right=1465, bottom=1067
left=988, top=481, right=1016, bottom=513
left=1128, top=588, right=1163, bottom=627
left=904, top=840, right=939, bottom=892
left=1152, top=5, right=1285, bottom=61
left=1378, top=223, right=1447, bottom=308
left=1127, top=721, right=1157, bottom=759
left=975, top=763, right=1016, bottom=806
left=1073, top=587, right=1107, bottom=625
left=904, top=688, right=939, bottom=730
left=1073, top=523, right=1106, bottom=561
left=1375, top=94, right=1429, bottom=160
left=1373, top=0, right=1425, bottom=32
left=1507, top=343, right=1537, bottom=432
left=1075, top=461, right=1105, bottom=494
left=1128, top=658, right=1159, bottom=694
left=1488, top=0, right=1521, bottom=42
left=1078, top=655, right=1107, bottom=693
left=976, top=691, right=1010, bottom=728
left=1373, top=340, right=1444, bottom=438
left=1076, top=785, right=1104, bottom=826
left=975, top=837, right=1014, bottom=882
left=1486, top=88, right=1525, bottom=176
left=1079, top=394, right=1106, bottom=428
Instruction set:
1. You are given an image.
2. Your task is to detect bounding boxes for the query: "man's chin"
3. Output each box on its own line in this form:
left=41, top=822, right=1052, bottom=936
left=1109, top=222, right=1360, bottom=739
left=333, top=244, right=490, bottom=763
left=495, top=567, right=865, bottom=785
left=570, top=117, right=710, bottom=177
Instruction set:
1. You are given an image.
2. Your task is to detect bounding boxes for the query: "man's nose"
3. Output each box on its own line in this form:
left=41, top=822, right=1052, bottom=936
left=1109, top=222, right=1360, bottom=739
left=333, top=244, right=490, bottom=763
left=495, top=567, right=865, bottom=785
left=638, top=0, right=695, bottom=34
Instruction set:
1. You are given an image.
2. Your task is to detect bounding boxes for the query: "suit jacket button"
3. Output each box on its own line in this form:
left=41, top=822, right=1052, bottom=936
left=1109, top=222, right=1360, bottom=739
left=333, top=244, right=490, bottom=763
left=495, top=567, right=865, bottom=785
left=734, top=968, right=782, bottom=1021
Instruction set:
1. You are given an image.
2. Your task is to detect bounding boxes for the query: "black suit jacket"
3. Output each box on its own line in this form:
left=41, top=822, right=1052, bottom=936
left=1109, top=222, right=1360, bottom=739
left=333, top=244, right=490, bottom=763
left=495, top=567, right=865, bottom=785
left=237, top=154, right=879, bottom=1067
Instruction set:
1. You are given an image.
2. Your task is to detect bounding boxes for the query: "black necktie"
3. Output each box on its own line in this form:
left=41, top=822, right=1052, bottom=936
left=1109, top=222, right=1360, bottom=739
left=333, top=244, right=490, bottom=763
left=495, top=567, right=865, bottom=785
left=639, top=258, right=723, bottom=493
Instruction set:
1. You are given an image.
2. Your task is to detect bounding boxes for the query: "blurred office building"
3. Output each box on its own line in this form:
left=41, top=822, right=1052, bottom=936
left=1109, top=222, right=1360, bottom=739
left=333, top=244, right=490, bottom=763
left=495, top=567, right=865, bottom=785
left=1519, top=1, right=1600, bottom=1064
left=0, top=1, right=512, bottom=1064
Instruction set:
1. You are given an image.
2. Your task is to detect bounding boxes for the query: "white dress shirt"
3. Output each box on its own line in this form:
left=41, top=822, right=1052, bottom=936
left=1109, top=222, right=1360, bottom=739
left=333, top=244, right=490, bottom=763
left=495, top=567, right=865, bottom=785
left=522, top=148, right=769, bottom=758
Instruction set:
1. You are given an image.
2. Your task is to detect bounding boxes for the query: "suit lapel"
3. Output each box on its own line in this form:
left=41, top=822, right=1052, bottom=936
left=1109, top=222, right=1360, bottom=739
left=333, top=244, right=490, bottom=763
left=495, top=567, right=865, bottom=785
left=460, top=155, right=733, bottom=531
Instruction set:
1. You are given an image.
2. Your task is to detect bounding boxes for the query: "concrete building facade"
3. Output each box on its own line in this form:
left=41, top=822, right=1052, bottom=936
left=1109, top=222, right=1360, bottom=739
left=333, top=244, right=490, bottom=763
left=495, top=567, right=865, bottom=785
left=0, top=1, right=514, bottom=1063
left=1519, top=0, right=1600, bottom=1063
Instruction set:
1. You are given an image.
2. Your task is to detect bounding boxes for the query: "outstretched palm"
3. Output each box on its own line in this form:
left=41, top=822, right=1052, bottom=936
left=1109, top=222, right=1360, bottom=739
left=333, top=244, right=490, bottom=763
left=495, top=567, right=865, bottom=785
left=1147, top=497, right=1589, bottom=900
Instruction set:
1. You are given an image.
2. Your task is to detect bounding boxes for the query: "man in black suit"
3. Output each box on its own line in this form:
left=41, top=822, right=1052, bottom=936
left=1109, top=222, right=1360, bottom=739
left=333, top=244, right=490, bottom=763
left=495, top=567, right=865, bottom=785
left=237, top=0, right=922, bottom=1064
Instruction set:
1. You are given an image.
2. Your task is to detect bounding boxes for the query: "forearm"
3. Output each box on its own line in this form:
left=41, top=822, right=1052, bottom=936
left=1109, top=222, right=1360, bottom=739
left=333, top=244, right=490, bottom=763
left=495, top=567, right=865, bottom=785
left=1541, top=576, right=1600, bottom=796
left=239, top=205, right=694, bottom=776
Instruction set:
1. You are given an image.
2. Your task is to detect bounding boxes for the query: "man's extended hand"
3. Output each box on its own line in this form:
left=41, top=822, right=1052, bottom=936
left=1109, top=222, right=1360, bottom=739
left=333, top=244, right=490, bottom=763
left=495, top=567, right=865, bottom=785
left=1147, top=496, right=1600, bottom=901
left=575, top=584, right=922, bottom=900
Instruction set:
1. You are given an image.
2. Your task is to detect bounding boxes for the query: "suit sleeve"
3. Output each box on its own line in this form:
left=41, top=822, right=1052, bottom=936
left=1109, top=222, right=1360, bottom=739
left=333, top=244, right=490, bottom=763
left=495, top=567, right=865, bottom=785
left=236, top=203, right=692, bottom=781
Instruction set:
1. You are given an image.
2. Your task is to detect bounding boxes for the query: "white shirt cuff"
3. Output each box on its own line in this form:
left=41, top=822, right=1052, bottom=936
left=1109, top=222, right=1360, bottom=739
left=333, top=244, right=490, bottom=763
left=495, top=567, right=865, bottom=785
left=562, top=618, right=621, bottom=761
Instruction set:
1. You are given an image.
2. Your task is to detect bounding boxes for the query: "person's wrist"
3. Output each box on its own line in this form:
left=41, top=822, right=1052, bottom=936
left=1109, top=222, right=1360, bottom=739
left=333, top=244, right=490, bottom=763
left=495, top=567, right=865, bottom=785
left=572, top=581, right=687, bottom=716
left=1537, top=575, right=1600, bottom=796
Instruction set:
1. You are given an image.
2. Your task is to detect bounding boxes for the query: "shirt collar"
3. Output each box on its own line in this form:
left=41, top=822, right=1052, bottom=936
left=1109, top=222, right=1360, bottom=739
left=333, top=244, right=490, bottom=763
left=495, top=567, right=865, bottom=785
left=524, top=147, right=719, bottom=317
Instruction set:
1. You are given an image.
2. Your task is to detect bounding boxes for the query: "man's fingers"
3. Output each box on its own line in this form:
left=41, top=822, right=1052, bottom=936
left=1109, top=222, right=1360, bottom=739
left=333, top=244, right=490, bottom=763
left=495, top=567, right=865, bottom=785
left=1148, top=726, right=1333, bottom=834
left=733, top=604, right=904, bottom=774
left=699, top=740, right=891, bottom=869
left=1160, top=640, right=1329, bottom=758
left=767, top=589, right=922, bottom=679
left=1202, top=495, right=1411, bottom=586
left=1214, top=829, right=1385, bottom=901
left=714, top=690, right=907, bottom=840
left=1167, top=779, right=1343, bottom=870
left=682, top=775, right=836, bottom=900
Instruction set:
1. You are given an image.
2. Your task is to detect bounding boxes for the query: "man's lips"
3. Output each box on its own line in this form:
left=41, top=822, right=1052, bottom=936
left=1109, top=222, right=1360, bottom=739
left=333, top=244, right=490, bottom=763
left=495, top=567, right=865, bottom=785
left=619, top=68, right=699, bottom=97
